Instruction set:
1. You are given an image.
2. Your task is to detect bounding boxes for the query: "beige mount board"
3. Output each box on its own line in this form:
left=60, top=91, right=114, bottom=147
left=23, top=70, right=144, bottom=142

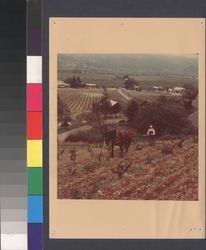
left=49, top=18, right=205, bottom=238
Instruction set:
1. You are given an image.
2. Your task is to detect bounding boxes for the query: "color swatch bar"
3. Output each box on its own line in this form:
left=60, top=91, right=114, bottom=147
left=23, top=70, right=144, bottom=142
left=27, top=1, right=43, bottom=250
left=0, top=1, right=27, bottom=249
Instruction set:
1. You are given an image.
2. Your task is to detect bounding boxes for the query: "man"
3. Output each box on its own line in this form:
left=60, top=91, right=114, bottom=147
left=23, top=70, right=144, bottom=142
left=147, top=125, right=155, bottom=145
left=147, top=125, right=155, bottom=135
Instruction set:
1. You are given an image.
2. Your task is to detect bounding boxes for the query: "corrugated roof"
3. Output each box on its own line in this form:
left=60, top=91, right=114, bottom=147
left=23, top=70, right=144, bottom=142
left=109, top=99, right=118, bottom=107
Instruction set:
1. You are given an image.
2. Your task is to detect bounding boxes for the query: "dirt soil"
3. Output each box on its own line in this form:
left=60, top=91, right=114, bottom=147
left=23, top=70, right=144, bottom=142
left=57, top=138, right=198, bottom=200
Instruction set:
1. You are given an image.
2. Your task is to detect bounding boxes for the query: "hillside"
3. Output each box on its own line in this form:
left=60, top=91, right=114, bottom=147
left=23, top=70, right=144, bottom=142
left=58, top=138, right=198, bottom=200
left=58, top=54, right=198, bottom=88
left=58, top=54, right=198, bottom=76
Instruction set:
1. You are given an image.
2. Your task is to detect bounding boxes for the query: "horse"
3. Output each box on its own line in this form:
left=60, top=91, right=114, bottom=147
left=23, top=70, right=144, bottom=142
left=103, top=129, right=133, bottom=157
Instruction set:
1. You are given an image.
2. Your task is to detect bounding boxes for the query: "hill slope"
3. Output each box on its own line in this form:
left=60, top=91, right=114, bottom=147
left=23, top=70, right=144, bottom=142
left=58, top=54, right=198, bottom=76
left=58, top=139, right=198, bottom=200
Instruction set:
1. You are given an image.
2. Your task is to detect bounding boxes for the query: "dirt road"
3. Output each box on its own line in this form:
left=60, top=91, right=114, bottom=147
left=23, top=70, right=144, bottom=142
left=58, top=118, right=121, bottom=143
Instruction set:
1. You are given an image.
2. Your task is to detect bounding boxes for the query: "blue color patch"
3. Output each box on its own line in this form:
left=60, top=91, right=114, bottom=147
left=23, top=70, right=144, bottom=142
left=28, top=196, right=43, bottom=223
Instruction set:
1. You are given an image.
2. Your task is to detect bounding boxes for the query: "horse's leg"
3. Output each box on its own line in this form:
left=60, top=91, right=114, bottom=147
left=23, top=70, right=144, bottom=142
left=111, top=143, right=114, bottom=157
left=126, top=143, right=129, bottom=152
left=119, top=144, right=124, bottom=157
left=125, top=141, right=131, bottom=153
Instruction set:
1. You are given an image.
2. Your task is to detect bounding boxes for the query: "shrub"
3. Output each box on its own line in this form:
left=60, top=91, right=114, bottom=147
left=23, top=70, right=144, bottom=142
left=132, top=97, right=193, bottom=135
left=125, top=99, right=139, bottom=122
left=66, top=129, right=103, bottom=143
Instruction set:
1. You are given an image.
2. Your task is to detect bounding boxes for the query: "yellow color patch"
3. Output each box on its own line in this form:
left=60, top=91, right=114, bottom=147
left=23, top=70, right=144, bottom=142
left=27, top=140, right=42, bottom=167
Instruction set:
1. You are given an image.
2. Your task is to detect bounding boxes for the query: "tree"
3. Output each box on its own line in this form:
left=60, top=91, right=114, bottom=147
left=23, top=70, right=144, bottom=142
left=95, top=87, right=111, bottom=119
left=183, top=84, right=198, bottom=101
left=86, top=110, right=105, bottom=132
left=70, top=76, right=77, bottom=88
left=76, top=75, right=81, bottom=84
left=64, top=77, right=73, bottom=84
left=124, top=77, right=138, bottom=90
left=132, top=97, right=193, bottom=135
left=67, top=75, right=85, bottom=88
left=183, top=84, right=198, bottom=109
left=86, top=87, right=111, bottom=132
left=125, top=99, right=139, bottom=123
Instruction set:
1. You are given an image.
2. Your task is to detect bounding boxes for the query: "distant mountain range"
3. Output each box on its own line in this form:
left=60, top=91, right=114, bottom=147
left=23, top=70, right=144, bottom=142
left=58, top=54, right=198, bottom=76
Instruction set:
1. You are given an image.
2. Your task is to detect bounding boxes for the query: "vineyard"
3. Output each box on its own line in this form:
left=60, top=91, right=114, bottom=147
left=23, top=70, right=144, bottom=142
left=58, top=88, right=128, bottom=115
left=120, top=88, right=181, bottom=102
left=58, top=87, right=182, bottom=117
left=58, top=137, right=198, bottom=200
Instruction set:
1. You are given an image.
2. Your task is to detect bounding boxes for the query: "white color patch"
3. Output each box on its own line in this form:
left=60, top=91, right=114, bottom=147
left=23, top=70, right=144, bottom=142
left=27, top=56, right=42, bottom=83
left=1, top=234, right=27, bottom=249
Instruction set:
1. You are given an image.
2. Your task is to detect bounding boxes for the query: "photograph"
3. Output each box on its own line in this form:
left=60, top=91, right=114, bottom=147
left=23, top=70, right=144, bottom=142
left=57, top=53, right=198, bottom=201
left=49, top=18, right=204, bottom=238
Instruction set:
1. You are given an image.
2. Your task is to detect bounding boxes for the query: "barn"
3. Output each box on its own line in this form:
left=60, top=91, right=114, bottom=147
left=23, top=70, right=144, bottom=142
left=174, top=87, right=185, bottom=93
left=85, top=83, right=97, bottom=88
left=152, top=86, right=164, bottom=91
left=109, top=99, right=121, bottom=114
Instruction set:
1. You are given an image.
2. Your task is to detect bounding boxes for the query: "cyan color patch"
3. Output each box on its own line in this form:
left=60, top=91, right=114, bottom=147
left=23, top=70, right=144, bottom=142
left=28, top=196, right=43, bottom=223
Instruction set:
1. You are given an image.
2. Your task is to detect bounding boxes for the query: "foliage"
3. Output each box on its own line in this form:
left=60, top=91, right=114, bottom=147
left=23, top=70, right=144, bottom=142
left=86, top=111, right=105, bottom=132
left=64, top=75, right=85, bottom=88
left=132, top=97, right=193, bottom=135
left=86, top=87, right=112, bottom=132
left=125, top=98, right=139, bottom=122
left=63, top=77, right=72, bottom=85
left=183, top=84, right=198, bottom=101
left=66, top=129, right=103, bottom=143
left=94, top=87, right=111, bottom=117
left=182, top=84, right=198, bottom=109
left=124, top=77, right=138, bottom=90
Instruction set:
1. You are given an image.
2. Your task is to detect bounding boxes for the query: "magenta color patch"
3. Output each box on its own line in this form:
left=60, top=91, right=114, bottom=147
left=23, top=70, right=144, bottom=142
left=27, top=84, right=42, bottom=111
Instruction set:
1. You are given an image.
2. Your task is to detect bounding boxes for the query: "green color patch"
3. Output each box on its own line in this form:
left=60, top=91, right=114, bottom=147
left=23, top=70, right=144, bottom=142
left=27, top=168, right=42, bottom=195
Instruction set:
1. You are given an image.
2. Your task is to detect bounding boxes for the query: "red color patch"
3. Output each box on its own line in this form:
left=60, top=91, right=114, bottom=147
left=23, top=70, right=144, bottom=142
left=27, top=112, right=42, bottom=139
left=27, top=84, right=42, bottom=111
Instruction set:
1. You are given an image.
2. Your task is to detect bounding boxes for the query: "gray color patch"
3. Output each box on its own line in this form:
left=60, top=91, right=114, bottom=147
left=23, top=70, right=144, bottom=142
left=0, top=160, right=25, bottom=173
left=0, top=185, right=26, bottom=197
left=0, top=148, right=25, bottom=160
left=1, top=209, right=26, bottom=221
left=1, top=221, right=27, bottom=234
left=0, top=123, right=25, bottom=135
left=0, top=136, right=25, bottom=148
left=0, top=173, right=26, bottom=185
left=0, top=198, right=26, bottom=209
left=0, top=111, right=25, bottom=123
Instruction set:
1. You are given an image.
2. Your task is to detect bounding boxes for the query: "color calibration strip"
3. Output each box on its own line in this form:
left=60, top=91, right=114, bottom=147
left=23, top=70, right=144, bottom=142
left=0, top=1, right=27, bottom=250
left=27, top=1, right=43, bottom=250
